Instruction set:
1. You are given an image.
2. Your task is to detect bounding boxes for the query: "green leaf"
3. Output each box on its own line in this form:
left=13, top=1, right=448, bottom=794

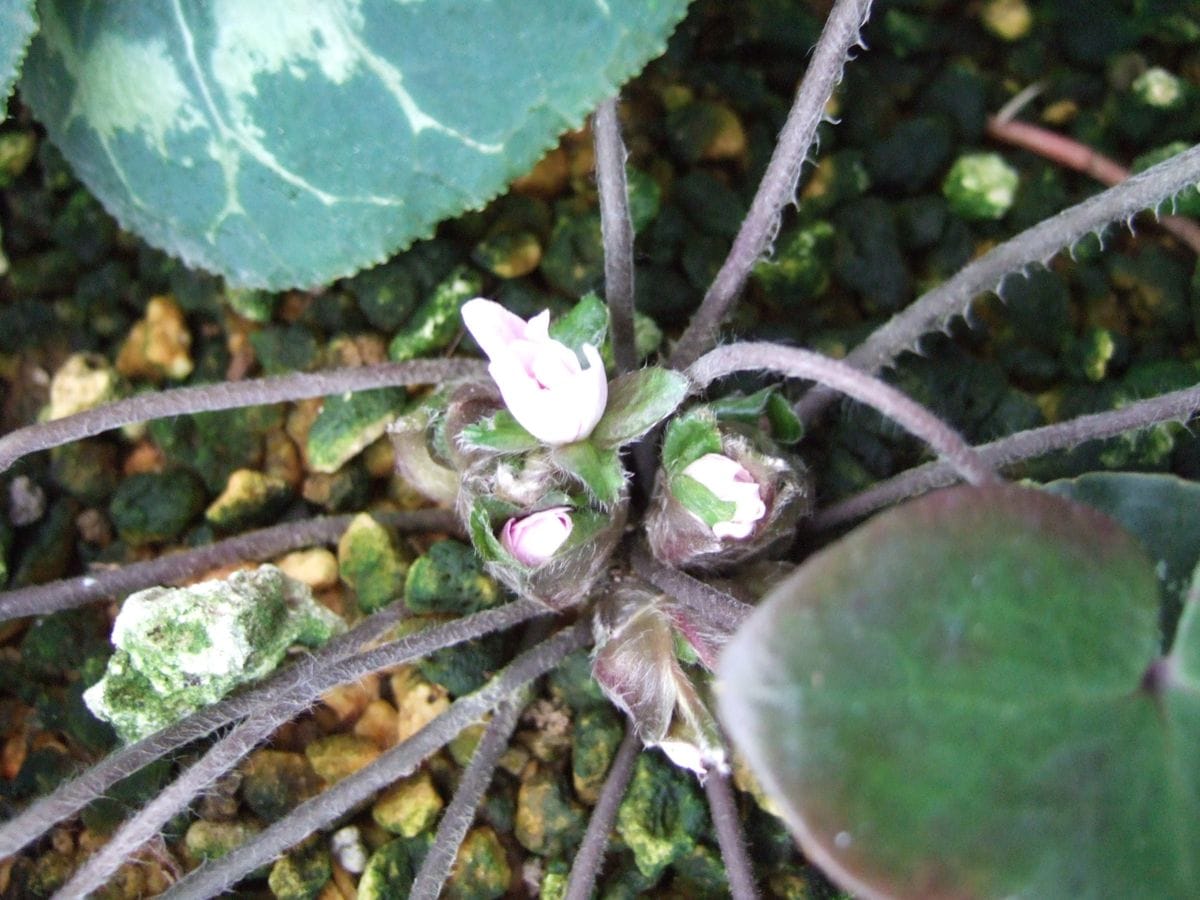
left=707, top=387, right=803, bottom=444
left=591, top=368, right=690, bottom=448
left=548, top=292, right=608, bottom=357
left=671, top=473, right=735, bottom=528
left=307, top=388, right=408, bottom=473
left=19, top=0, right=691, bottom=288
left=459, top=410, right=540, bottom=454
left=661, top=411, right=722, bottom=476
left=720, top=485, right=1199, bottom=898
left=467, top=500, right=507, bottom=565
left=551, top=441, right=624, bottom=506
left=0, top=0, right=35, bottom=113
left=1043, top=472, right=1200, bottom=643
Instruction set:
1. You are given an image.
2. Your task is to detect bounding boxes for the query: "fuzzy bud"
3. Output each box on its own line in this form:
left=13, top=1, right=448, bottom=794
left=679, top=453, right=766, bottom=539
left=461, top=298, right=608, bottom=445
left=500, top=506, right=573, bottom=567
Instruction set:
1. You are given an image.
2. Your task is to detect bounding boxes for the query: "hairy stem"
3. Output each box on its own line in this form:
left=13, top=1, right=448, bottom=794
left=795, top=142, right=1200, bottom=421
left=0, top=605, right=402, bottom=858
left=409, top=689, right=529, bottom=899
left=0, top=358, right=485, bottom=473
left=631, top=542, right=752, bottom=633
left=594, top=97, right=638, bottom=376
left=810, top=381, right=1200, bottom=529
left=162, top=621, right=591, bottom=900
left=705, top=765, right=760, bottom=900
left=689, top=343, right=998, bottom=486
left=0, top=509, right=460, bottom=622
left=564, top=724, right=641, bottom=900
left=668, top=0, right=873, bottom=369
left=986, top=115, right=1200, bottom=253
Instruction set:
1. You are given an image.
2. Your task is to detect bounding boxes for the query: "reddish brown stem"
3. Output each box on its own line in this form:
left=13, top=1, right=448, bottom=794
left=986, top=115, right=1200, bottom=254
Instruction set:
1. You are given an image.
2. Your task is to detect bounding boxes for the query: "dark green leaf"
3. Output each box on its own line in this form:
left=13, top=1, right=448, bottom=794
left=671, top=474, right=736, bottom=528
left=661, top=411, right=723, bottom=476
left=0, top=0, right=35, bottom=111
left=19, top=0, right=690, bottom=288
left=708, top=388, right=803, bottom=444
left=551, top=441, right=624, bottom=506
left=591, top=368, right=690, bottom=448
left=1043, top=472, right=1200, bottom=643
left=459, top=410, right=540, bottom=454
left=720, top=485, right=1196, bottom=899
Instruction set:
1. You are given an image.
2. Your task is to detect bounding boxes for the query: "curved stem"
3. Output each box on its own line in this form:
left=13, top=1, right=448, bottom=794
left=705, top=764, right=760, bottom=900
left=162, top=621, right=591, bottom=900
left=986, top=116, right=1200, bottom=253
left=564, top=724, right=641, bottom=900
left=0, top=604, right=402, bottom=858
left=409, top=689, right=528, bottom=899
left=794, top=142, right=1200, bottom=421
left=631, top=543, right=752, bottom=633
left=0, top=358, right=485, bottom=473
left=688, top=343, right=998, bottom=486
left=668, top=0, right=873, bottom=369
left=594, top=97, right=637, bottom=376
left=810, top=381, right=1200, bottom=529
left=0, top=509, right=460, bottom=622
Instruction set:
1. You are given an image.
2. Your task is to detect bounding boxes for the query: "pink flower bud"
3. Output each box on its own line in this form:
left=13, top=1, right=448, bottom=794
left=461, top=298, right=608, bottom=445
left=681, top=453, right=766, bottom=539
left=500, top=506, right=573, bottom=567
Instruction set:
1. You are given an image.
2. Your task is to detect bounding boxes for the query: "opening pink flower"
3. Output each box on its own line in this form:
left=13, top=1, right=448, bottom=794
left=500, top=507, right=574, bottom=567
left=681, top=453, right=766, bottom=539
left=461, top=298, right=608, bottom=445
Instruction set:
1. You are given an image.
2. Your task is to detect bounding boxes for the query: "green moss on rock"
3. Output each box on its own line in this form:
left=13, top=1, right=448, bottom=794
left=84, top=566, right=344, bottom=742
left=205, top=468, right=293, bottom=531
left=269, top=839, right=331, bottom=900
left=338, top=513, right=410, bottom=613
left=616, top=752, right=708, bottom=879
left=240, top=750, right=323, bottom=823
left=405, top=540, right=501, bottom=615
left=372, top=771, right=444, bottom=837
left=445, top=826, right=511, bottom=899
left=308, top=388, right=410, bottom=474
left=108, top=470, right=205, bottom=546
left=515, top=763, right=587, bottom=857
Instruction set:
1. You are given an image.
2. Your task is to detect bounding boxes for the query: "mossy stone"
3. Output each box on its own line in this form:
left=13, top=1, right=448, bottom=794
left=753, top=221, right=836, bottom=303
left=205, top=469, right=292, bottom=531
left=185, top=819, right=262, bottom=862
left=472, top=230, right=542, bottom=279
left=108, top=470, right=205, bottom=546
left=358, top=837, right=427, bottom=899
left=572, top=706, right=624, bottom=804
left=405, top=540, right=501, bottom=615
left=250, top=323, right=319, bottom=375
left=388, top=265, right=483, bottom=362
left=148, top=404, right=283, bottom=493
left=616, top=752, right=708, bottom=879
left=308, top=388, right=409, bottom=474
left=269, top=840, right=331, bottom=900
left=418, top=629, right=510, bottom=697
left=372, top=771, right=443, bottom=837
left=50, top=439, right=119, bottom=504
left=27, top=849, right=74, bottom=896
left=225, top=287, right=276, bottom=323
left=81, top=758, right=172, bottom=835
left=240, top=750, right=323, bottom=823
left=305, top=734, right=382, bottom=784
left=540, top=212, right=605, bottom=296
left=515, top=764, right=587, bottom=857
left=548, top=650, right=610, bottom=712
left=348, top=258, right=420, bottom=332
left=445, top=827, right=511, bottom=900
left=338, top=513, right=409, bottom=613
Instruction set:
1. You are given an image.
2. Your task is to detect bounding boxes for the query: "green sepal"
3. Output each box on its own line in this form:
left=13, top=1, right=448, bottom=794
left=672, top=474, right=737, bottom=528
left=549, top=292, right=608, bottom=359
left=459, top=410, right=541, bottom=454
left=468, top=500, right=508, bottom=565
left=551, top=441, right=625, bottom=506
left=591, top=368, right=690, bottom=448
left=708, top=387, right=804, bottom=444
left=661, top=410, right=723, bottom=476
